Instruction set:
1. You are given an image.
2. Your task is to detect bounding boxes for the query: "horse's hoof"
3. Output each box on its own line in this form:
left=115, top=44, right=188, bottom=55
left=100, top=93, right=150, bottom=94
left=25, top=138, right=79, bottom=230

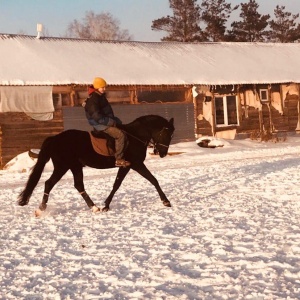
left=102, top=206, right=109, bottom=212
left=162, top=200, right=171, bottom=207
left=18, top=200, right=28, bottom=206
left=39, top=203, right=47, bottom=210
left=91, top=206, right=101, bottom=213
left=35, top=209, right=43, bottom=218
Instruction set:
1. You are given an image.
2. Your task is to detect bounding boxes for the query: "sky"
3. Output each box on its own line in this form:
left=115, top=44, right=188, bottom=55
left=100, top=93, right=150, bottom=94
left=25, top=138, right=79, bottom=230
left=0, top=0, right=300, bottom=42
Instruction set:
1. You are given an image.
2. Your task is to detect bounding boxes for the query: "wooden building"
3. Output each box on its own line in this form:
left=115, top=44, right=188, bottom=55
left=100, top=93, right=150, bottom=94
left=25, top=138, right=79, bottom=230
left=0, top=34, right=300, bottom=168
left=194, top=83, right=300, bottom=140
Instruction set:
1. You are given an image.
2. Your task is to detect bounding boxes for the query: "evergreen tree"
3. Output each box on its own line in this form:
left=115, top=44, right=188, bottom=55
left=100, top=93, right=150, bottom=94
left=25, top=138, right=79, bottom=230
left=151, top=0, right=202, bottom=42
left=293, top=24, right=300, bottom=42
left=229, top=0, right=270, bottom=42
left=200, top=0, right=238, bottom=42
left=66, top=11, right=132, bottom=41
left=268, top=5, right=300, bottom=42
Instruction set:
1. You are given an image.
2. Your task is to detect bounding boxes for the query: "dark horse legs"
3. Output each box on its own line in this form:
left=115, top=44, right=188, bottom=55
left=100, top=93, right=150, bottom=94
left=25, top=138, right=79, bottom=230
left=40, top=162, right=170, bottom=213
left=103, top=163, right=171, bottom=211
left=70, top=164, right=99, bottom=210
left=39, top=164, right=98, bottom=211
left=103, top=167, right=130, bottom=211
left=134, top=163, right=171, bottom=207
left=39, top=167, right=68, bottom=211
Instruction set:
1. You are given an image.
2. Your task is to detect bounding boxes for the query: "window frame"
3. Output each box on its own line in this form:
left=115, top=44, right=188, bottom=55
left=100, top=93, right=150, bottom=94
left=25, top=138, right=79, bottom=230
left=214, top=94, right=239, bottom=127
left=259, top=88, right=269, bottom=103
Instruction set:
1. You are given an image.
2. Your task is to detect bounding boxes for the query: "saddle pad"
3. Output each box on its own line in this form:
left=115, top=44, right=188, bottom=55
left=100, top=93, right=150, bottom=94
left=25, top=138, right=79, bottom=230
left=89, top=133, right=114, bottom=157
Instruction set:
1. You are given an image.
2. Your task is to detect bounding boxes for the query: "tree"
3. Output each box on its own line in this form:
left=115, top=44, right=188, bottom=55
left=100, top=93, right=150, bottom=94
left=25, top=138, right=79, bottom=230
left=151, top=0, right=202, bottom=42
left=66, top=11, right=132, bottom=41
left=293, top=24, right=300, bottom=42
left=268, top=5, right=300, bottom=42
left=200, top=0, right=239, bottom=42
left=229, top=0, right=270, bottom=42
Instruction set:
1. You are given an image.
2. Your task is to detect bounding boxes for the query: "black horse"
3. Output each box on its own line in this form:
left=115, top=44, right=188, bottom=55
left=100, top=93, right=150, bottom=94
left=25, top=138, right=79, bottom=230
left=18, top=115, right=175, bottom=214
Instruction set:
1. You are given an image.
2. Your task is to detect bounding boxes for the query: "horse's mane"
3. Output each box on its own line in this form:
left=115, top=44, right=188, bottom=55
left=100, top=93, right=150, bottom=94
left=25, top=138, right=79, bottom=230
left=120, top=115, right=174, bottom=136
left=125, top=114, right=167, bottom=127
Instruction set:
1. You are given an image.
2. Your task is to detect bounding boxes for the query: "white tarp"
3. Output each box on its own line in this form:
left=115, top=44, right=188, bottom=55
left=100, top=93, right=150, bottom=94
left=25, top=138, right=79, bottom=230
left=0, top=86, right=54, bottom=120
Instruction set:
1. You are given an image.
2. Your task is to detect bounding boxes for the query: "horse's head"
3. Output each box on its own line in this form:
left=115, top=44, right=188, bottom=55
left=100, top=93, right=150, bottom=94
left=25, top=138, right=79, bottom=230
left=152, top=118, right=175, bottom=158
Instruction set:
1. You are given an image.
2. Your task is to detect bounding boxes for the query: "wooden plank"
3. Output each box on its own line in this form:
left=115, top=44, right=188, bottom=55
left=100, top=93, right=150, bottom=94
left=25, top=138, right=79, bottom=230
left=0, top=109, right=64, bottom=168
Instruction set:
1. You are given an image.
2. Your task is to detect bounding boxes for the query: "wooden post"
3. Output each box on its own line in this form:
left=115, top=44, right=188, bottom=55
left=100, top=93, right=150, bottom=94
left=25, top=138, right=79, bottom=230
left=129, top=87, right=138, bottom=104
left=267, top=86, right=274, bottom=132
left=254, top=87, right=264, bottom=139
left=237, top=85, right=243, bottom=124
left=192, top=87, right=198, bottom=138
left=70, top=89, right=75, bottom=107
left=297, top=84, right=300, bottom=131
left=211, top=91, right=216, bottom=136
left=0, top=125, right=2, bottom=169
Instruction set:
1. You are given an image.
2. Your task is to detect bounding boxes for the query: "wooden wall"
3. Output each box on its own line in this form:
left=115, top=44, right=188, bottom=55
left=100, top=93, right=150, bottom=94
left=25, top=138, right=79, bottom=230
left=194, top=94, right=213, bottom=136
left=0, top=84, right=192, bottom=169
left=237, top=93, right=299, bottom=135
left=0, top=101, right=63, bottom=169
left=194, top=84, right=300, bottom=138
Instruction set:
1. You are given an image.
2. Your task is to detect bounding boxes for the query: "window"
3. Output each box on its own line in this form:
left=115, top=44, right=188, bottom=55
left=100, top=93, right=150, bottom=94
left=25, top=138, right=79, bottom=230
left=259, top=89, right=269, bottom=103
left=215, top=95, right=238, bottom=126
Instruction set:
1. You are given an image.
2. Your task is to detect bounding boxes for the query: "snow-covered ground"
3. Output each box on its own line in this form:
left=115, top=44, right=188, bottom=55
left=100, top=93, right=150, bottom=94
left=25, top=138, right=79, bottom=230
left=1, top=137, right=300, bottom=300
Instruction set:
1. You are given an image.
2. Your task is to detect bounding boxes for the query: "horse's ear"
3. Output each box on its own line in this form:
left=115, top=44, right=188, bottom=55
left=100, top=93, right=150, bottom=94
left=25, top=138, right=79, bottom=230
left=169, top=118, right=174, bottom=125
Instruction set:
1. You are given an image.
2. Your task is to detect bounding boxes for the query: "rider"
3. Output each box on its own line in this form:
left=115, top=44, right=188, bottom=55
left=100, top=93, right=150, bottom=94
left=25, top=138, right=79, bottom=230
left=84, top=77, right=131, bottom=168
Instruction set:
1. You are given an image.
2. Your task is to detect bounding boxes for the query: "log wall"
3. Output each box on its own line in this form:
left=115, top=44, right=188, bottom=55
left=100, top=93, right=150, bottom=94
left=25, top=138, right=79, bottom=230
left=194, top=84, right=300, bottom=138
left=0, top=102, right=63, bottom=169
left=0, top=85, right=192, bottom=169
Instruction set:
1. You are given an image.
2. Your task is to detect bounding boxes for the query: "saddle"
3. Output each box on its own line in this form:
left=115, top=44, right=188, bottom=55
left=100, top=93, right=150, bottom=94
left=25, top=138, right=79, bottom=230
left=89, top=130, right=115, bottom=156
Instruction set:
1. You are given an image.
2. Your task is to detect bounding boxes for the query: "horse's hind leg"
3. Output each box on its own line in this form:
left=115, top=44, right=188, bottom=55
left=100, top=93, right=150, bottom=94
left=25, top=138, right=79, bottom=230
left=70, top=164, right=100, bottom=212
left=38, top=167, right=68, bottom=211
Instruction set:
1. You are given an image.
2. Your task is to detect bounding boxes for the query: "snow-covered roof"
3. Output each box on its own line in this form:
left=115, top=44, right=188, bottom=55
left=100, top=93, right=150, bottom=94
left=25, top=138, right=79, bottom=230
left=0, top=34, right=300, bottom=86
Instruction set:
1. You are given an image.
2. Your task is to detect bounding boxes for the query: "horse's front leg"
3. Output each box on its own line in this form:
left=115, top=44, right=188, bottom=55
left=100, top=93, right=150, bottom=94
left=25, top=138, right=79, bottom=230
left=103, top=167, right=130, bottom=212
left=132, top=163, right=171, bottom=207
left=39, top=193, right=49, bottom=211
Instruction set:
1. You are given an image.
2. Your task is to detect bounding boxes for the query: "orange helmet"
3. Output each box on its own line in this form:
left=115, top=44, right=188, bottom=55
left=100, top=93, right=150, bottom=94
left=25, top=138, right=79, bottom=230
left=93, top=77, right=107, bottom=89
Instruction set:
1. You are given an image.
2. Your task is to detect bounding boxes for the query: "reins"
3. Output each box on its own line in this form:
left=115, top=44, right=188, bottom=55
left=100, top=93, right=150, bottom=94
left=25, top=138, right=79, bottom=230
left=122, top=130, right=149, bottom=146
left=122, top=126, right=171, bottom=149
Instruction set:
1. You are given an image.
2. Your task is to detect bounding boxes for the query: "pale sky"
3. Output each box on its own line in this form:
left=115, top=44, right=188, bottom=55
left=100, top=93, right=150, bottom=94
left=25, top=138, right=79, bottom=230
left=0, top=0, right=299, bottom=42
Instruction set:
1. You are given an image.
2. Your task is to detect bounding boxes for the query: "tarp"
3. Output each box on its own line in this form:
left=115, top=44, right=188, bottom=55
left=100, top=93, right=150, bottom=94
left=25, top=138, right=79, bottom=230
left=0, top=86, right=54, bottom=120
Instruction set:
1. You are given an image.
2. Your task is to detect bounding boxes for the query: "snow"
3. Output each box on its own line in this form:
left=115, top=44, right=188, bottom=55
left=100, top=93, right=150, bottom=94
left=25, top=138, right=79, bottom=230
left=1, top=137, right=300, bottom=299
left=1, top=36, right=300, bottom=86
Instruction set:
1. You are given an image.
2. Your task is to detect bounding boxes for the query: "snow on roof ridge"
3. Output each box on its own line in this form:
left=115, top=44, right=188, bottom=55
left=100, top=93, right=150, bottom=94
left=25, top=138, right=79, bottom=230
left=0, top=33, right=298, bottom=46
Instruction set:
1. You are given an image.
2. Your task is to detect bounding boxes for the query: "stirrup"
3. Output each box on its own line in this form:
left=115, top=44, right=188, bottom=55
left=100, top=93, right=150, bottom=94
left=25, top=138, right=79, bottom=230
left=115, top=159, right=131, bottom=168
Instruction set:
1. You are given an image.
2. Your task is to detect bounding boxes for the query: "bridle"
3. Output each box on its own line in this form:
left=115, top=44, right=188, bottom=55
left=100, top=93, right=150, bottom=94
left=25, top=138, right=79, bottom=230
left=151, top=127, right=173, bottom=149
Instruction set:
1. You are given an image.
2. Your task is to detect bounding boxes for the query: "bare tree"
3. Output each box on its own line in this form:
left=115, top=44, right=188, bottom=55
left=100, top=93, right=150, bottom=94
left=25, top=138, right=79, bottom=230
left=66, top=11, right=133, bottom=41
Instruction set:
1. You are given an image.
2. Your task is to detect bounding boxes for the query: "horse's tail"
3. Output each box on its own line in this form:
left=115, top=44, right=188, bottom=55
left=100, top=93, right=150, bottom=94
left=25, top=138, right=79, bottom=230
left=18, top=136, right=53, bottom=206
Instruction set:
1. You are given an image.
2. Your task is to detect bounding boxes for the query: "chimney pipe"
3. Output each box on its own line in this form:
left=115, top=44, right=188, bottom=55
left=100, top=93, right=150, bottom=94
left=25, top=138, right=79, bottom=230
left=36, top=23, right=43, bottom=39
